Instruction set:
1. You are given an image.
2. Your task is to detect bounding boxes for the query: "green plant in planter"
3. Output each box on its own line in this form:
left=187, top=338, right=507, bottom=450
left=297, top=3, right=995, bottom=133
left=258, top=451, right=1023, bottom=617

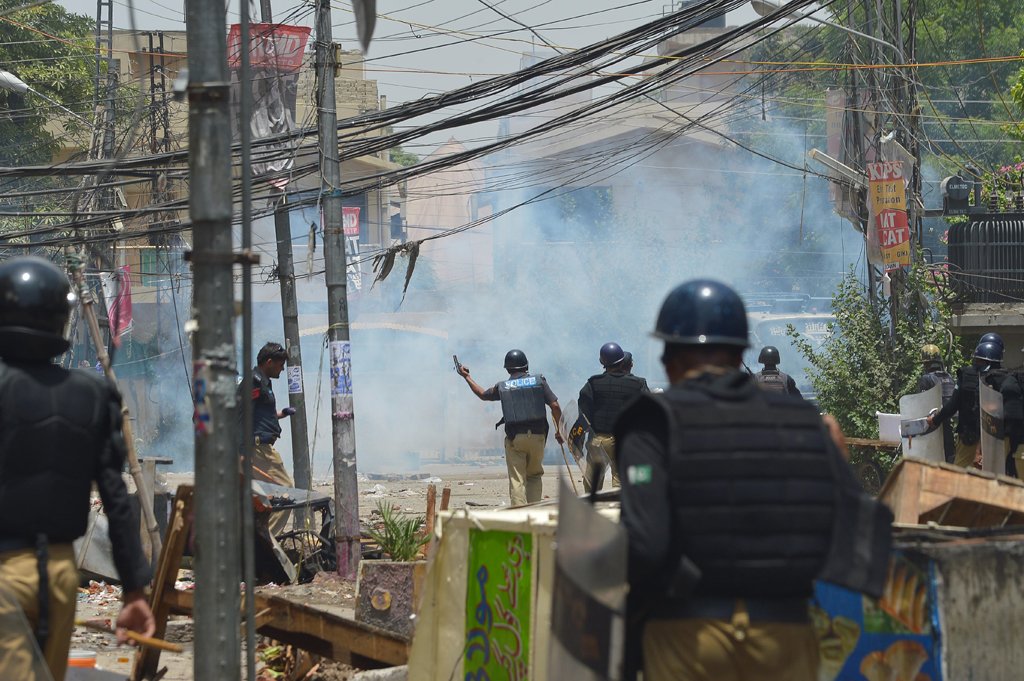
left=366, top=500, right=429, bottom=561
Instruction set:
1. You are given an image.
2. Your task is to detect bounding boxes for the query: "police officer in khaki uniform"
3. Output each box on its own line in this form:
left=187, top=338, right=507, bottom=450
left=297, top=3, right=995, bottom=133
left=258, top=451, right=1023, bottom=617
left=578, top=342, right=649, bottom=492
left=616, top=279, right=891, bottom=681
left=247, top=342, right=298, bottom=534
left=0, top=257, right=154, bottom=681
left=458, top=350, right=563, bottom=505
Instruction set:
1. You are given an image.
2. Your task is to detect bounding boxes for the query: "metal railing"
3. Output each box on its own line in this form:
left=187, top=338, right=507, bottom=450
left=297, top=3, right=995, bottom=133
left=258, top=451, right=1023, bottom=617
left=947, top=213, right=1024, bottom=304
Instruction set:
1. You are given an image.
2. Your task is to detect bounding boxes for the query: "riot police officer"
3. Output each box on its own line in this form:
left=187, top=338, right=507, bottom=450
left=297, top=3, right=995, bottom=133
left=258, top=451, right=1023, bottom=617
left=929, top=340, right=1003, bottom=469
left=577, top=342, right=649, bottom=492
left=458, top=350, right=563, bottom=505
left=0, top=257, right=154, bottom=681
left=917, top=344, right=955, bottom=463
left=753, top=345, right=801, bottom=396
left=616, top=279, right=891, bottom=681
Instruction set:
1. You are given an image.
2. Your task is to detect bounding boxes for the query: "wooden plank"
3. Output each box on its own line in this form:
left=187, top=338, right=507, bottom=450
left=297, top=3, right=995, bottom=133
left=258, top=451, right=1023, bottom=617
left=880, top=458, right=1024, bottom=527
left=132, top=485, right=194, bottom=681
left=160, top=582, right=409, bottom=667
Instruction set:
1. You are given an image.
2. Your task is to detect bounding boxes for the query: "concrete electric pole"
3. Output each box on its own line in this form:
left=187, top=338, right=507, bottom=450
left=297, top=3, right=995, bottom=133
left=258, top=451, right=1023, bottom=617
left=259, top=0, right=314, bottom=522
left=314, top=0, right=361, bottom=580
left=184, top=0, right=241, bottom=677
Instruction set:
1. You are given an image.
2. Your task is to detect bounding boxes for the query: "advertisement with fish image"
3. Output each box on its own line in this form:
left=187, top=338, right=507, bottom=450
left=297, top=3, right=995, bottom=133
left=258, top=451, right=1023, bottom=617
left=813, top=552, right=941, bottom=680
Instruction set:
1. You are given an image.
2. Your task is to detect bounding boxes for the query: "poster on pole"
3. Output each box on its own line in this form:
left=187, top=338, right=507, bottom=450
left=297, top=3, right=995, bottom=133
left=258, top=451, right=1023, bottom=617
left=867, top=161, right=911, bottom=271
left=980, top=381, right=1006, bottom=475
left=330, top=341, right=352, bottom=397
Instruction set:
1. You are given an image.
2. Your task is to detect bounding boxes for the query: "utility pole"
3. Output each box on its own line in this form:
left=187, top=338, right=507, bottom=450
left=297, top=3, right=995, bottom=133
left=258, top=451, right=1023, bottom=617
left=315, top=0, right=361, bottom=580
left=185, top=0, right=241, bottom=677
left=259, top=0, right=313, bottom=520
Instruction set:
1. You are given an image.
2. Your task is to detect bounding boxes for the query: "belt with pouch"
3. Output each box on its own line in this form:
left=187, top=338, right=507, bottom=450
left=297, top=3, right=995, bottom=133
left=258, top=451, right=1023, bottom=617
left=674, top=596, right=809, bottom=623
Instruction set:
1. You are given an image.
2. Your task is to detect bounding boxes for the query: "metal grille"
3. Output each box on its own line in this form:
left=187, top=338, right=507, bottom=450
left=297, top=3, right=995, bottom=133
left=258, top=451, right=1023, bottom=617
left=948, top=213, right=1024, bottom=303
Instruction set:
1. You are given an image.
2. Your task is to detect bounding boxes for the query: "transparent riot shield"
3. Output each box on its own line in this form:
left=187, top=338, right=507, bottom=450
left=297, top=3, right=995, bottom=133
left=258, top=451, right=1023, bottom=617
left=0, top=586, right=54, bottom=681
left=547, top=476, right=627, bottom=681
left=556, top=399, right=587, bottom=477
left=898, top=383, right=943, bottom=462
left=980, top=381, right=1006, bottom=475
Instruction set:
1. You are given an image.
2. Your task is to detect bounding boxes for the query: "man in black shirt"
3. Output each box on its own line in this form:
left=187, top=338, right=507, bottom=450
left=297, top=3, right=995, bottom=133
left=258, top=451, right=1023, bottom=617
left=0, top=257, right=154, bottom=681
left=458, top=349, right=563, bottom=505
left=578, top=342, right=649, bottom=491
left=247, top=342, right=298, bottom=533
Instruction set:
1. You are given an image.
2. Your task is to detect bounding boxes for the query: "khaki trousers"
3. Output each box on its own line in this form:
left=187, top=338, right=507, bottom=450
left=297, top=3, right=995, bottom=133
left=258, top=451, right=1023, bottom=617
left=583, top=434, right=618, bottom=492
left=643, top=615, right=819, bottom=681
left=254, top=441, right=295, bottom=535
left=504, top=433, right=545, bottom=506
left=953, top=437, right=979, bottom=468
left=0, top=544, right=79, bottom=681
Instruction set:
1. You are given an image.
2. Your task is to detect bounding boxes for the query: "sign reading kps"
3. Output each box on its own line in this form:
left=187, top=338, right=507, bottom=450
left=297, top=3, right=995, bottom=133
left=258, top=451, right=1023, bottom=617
left=867, top=161, right=911, bottom=271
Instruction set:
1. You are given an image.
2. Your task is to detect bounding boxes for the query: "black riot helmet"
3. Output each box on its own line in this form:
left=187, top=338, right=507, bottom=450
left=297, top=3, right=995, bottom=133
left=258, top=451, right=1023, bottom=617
left=653, top=279, right=749, bottom=348
left=758, top=345, right=781, bottom=367
left=503, top=349, right=529, bottom=371
left=0, top=256, right=76, bottom=360
left=973, top=341, right=1003, bottom=371
left=979, top=332, right=1004, bottom=351
left=599, top=341, right=625, bottom=367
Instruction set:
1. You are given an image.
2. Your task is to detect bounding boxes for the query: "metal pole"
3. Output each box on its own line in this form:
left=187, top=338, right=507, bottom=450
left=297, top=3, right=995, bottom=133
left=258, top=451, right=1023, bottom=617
left=238, top=4, right=258, bottom=680
left=261, top=0, right=313, bottom=528
left=315, top=0, right=361, bottom=580
left=185, top=0, right=241, bottom=676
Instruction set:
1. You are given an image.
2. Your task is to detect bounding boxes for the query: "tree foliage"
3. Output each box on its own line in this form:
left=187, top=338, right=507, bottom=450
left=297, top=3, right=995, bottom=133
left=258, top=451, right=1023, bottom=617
left=790, top=262, right=964, bottom=444
left=0, top=0, right=95, bottom=167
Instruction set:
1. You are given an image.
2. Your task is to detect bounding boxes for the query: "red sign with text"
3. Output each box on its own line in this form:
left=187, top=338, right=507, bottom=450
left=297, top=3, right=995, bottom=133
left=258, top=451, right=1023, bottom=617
left=228, top=24, right=311, bottom=73
left=342, top=206, right=361, bottom=237
left=867, top=161, right=911, bottom=271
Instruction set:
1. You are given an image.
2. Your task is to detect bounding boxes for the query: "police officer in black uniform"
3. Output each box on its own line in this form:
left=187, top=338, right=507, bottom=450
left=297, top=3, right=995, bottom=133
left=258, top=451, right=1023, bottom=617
left=458, top=350, right=563, bottom=506
left=918, top=344, right=955, bottom=463
left=577, top=341, right=649, bottom=492
left=930, top=340, right=1003, bottom=469
left=616, top=279, right=891, bottom=681
left=0, top=256, right=154, bottom=681
left=753, top=345, right=801, bottom=397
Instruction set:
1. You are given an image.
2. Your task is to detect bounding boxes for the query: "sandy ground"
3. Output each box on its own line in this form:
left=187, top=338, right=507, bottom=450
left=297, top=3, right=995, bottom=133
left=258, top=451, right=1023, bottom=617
left=71, top=461, right=581, bottom=679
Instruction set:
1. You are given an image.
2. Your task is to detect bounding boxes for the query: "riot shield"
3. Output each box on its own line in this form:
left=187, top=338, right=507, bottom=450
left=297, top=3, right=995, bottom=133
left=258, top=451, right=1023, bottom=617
left=0, top=586, right=54, bottom=681
left=547, top=476, right=627, bottom=681
left=980, top=381, right=1006, bottom=475
left=898, top=384, right=943, bottom=462
left=556, top=400, right=587, bottom=476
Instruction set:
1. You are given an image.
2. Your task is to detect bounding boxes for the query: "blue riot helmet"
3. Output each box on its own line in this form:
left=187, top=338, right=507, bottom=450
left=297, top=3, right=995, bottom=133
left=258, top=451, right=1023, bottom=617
left=979, top=332, right=1004, bottom=351
left=653, top=279, right=749, bottom=347
left=599, top=342, right=625, bottom=367
left=973, top=341, right=1003, bottom=372
left=503, top=349, right=528, bottom=371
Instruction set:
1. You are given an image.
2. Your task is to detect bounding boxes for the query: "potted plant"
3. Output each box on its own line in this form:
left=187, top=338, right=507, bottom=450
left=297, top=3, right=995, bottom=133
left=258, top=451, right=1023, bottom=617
left=355, top=501, right=430, bottom=639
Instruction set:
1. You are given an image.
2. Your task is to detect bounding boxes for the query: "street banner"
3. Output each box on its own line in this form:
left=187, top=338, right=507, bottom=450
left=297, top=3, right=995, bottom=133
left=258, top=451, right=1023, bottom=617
left=548, top=476, right=627, bottom=681
left=227, top=24, right=311, bottom=184
left=101, top=265, right=133, bottom=346
left=814, top=551, right=942, bottom=681
left=980, top=381, right=1006, bottom=474
left=898, top=384, right=943, bottom=463
left=867, top=161, right=911, bottom=271
left=464, top=529, right=533, bottom=681
left=343, top=206, right=361, bottom=237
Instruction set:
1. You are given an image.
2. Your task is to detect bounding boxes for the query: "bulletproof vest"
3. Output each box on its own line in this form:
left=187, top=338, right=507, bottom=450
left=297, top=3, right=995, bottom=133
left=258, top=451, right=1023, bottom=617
left=926, top=370, right=955, bottom=401
left=498, top=374, right=548, bottom=434
left=958, top=366, right=981, bottom=442
left=0, top=361, right=118, bottom=542
left=653, top=381, right=835, bottom=599
left=754, top=369, right=788, bottom=394
left=588, top=372, right=646, bottom=433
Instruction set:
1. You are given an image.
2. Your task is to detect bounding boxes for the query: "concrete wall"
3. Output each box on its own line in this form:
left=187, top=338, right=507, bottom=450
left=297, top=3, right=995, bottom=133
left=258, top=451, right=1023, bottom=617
left=921, top=538, right=1024, bottom=680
